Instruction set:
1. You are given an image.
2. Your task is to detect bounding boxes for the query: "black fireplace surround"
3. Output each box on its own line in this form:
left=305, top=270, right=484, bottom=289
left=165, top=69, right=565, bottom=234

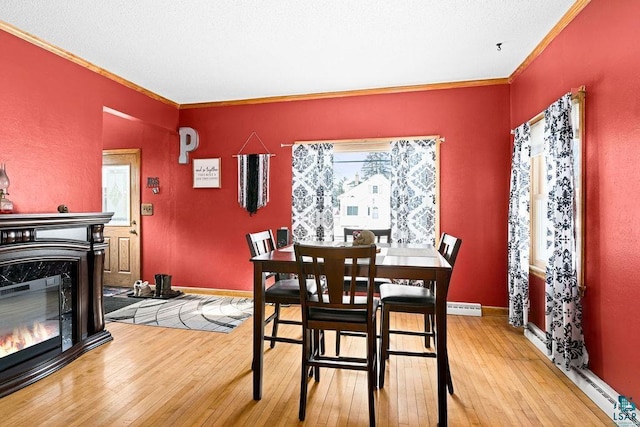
left=0, top=213, right=113, bottom=397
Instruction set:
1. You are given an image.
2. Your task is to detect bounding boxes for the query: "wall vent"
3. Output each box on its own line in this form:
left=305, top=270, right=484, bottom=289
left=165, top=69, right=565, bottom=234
left=446, top=301, right=482, bottom=316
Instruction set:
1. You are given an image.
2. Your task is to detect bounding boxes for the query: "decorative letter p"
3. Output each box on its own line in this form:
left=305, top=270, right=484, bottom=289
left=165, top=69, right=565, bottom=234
left=178, top=127, right=199, bottom=164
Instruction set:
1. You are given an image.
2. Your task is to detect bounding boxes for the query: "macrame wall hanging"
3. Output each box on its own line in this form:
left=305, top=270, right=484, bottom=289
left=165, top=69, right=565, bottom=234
left=234, top=132, right=274, bottom=215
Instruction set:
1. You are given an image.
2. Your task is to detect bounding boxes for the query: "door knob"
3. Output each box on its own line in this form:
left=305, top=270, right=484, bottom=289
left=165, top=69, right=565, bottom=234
left=129, top=229, right=138, bottom=235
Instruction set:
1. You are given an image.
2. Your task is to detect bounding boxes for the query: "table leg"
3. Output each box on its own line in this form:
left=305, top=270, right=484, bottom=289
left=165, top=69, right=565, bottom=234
left=253, top=265, right=266, bottom=400
left=436, top=269, right=451, bottom=427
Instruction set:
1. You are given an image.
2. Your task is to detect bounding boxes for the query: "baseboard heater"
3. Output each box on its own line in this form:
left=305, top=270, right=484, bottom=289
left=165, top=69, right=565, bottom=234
left=446, top=302, right=482, bottom=316
left=525, top=322, right=639, bottom=425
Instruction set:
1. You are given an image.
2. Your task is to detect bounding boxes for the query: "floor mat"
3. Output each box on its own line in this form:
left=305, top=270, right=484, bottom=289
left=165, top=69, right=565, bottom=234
left=103, top=286, right=131, bottom=297
left=105, top=294, right=253, bottom=333
left=104, top=295, right=140, bottom=314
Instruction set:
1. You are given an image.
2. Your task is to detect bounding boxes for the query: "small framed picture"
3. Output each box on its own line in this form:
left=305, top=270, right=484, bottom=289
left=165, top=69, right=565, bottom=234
left=193, top=158, right=221, bottom=188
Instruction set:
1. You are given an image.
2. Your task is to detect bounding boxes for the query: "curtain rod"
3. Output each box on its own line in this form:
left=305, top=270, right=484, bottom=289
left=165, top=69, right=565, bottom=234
left=510, top=85, right=586, bottom=135
left=280, top=135, right=444, bottom=148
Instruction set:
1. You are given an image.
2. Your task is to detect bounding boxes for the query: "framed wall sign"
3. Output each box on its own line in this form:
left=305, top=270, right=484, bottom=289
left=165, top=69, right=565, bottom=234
left=193, top=158, right=221, bottom=188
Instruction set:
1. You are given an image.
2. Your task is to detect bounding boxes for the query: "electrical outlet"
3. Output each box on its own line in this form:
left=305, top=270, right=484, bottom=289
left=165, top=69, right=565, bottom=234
left=141, top=203, right=154, bottom=216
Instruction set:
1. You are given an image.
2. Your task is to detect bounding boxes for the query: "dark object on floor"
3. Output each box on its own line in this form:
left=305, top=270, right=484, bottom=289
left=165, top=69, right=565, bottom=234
left=104, top=295, right=138, bottom=314
left=133, top=280, right=154, bottom=297
left=154, top=273, right=181, bottom=298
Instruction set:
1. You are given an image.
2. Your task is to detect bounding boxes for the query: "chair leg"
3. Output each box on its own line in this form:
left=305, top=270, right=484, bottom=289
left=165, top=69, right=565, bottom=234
left=299, top=329, right=310, bottom=421
left=335, top=330, right=341, bottom=355
left=446, top=350, right=454, bottom=394
left=313, top=329, right=321, bottom=381
left=369, top=317, right=378, bottom=425
left=367, top=378, right=376, bottom=425
left=423, top=313, right=431, bottom=348
left=270, top=303, right=281, bottom=349
left=379, top=304, right=389, bottom=388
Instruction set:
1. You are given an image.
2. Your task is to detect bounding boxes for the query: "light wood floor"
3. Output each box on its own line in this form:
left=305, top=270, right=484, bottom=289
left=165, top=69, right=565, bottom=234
left=0, top=306, right=612, bottom=426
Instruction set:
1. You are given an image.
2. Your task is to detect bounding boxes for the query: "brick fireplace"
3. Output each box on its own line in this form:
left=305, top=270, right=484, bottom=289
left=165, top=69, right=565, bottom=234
left=0, top=213, right=113, bottom=397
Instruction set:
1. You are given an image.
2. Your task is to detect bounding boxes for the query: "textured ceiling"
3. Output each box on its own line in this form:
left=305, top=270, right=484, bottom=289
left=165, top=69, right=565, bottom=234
left=1, top=1, right=577, bottom=104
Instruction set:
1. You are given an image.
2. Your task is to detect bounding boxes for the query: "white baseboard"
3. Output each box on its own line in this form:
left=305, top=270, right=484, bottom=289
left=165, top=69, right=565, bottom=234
left=446, top=301, right=482, bottom=316
left=525, top=322, right=639, bottom=426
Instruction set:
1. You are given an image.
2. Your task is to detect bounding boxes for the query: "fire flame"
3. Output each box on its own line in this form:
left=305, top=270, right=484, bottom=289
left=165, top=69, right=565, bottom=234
left=0, top=322, right=58, bottom=358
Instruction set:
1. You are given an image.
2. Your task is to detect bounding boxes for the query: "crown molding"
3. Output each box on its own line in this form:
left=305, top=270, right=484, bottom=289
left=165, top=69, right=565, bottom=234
left=1, top=20, right=179, bottom=108
left=178, top=78, right=510, bottom=109
left=509, top=0, right=591, bottom=83
left=3, top=0, right=590, bottom=110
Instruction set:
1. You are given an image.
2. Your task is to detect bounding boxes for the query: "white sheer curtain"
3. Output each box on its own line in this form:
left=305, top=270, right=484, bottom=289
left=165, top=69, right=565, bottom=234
left=291, top=143, right=334, bottom=242
left=507, top=123, right=531, bottom=327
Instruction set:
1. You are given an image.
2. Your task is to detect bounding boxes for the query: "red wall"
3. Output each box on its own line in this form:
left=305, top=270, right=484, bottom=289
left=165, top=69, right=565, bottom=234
left=510, top=0, right=640, bottom=399
left=101, top=112, right=180, bottom=281
left=177, top=87, right=512, bottom=306
left=0, top=29, right=178, bottom=215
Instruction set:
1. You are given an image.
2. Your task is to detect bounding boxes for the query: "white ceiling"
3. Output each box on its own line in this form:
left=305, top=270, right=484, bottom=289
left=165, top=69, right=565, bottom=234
left=1, top=1, right=577, bottom=105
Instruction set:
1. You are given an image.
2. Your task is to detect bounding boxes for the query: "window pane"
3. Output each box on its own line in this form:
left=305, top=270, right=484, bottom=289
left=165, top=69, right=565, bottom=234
left=530, top=119, right=545, bottom=156
left=102, top=165, right=130, bottom=226
left=334, top=150, right=390, bottom=240
left=534, top=197, right=547, bottom=264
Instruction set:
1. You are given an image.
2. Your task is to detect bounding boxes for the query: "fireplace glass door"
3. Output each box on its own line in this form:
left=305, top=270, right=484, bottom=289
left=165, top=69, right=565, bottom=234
left=0, top=261, right=74, bottom=371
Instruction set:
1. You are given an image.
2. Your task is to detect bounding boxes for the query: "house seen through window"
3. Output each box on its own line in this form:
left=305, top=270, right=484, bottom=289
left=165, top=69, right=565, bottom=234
left=333, top=149, right=391, bottom=241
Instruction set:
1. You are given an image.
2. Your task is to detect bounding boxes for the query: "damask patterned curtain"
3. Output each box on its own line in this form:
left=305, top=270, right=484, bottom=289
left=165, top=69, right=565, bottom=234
left=389, top=138, right=437, bottom=245
left=291, top=143, right=334, bottom=242
left=507, top=123, right=531, bottom=327
left=544, top=93, right=588, bottom=370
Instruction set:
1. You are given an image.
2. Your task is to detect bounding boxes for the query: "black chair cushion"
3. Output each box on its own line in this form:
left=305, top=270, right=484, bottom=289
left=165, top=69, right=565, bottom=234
left=265, top=278, right=316, bottom=300
left=344, top=277, right=391, bottom=294
left=308, top=296, right=380, bottom=323
left=379, top=283, right=435, bottom=305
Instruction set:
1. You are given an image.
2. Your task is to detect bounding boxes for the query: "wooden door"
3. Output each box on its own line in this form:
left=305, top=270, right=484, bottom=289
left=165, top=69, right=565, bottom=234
left=102, top=149, right=141, bottom=287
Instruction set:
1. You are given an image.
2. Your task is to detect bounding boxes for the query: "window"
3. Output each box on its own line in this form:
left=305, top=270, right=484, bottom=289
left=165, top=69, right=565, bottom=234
left=291, top=136, right=440, bottom=243
left=529, top=95, right=584, bottom=287
left=529, top=119, right=548, bottom=272
left=334, top=144, right=391, bottom=239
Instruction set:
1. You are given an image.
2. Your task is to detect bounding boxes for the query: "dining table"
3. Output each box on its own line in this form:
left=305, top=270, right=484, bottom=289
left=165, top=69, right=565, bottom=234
left=250, top=241, right=453, bottom=426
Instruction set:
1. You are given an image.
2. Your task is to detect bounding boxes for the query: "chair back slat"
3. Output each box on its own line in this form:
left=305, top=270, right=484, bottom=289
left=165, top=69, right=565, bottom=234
left=294, top=243, right=377, bottom=309
left=246, top=230, right=276, bottom=257
left=438, top=233, right=462, bottom=268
